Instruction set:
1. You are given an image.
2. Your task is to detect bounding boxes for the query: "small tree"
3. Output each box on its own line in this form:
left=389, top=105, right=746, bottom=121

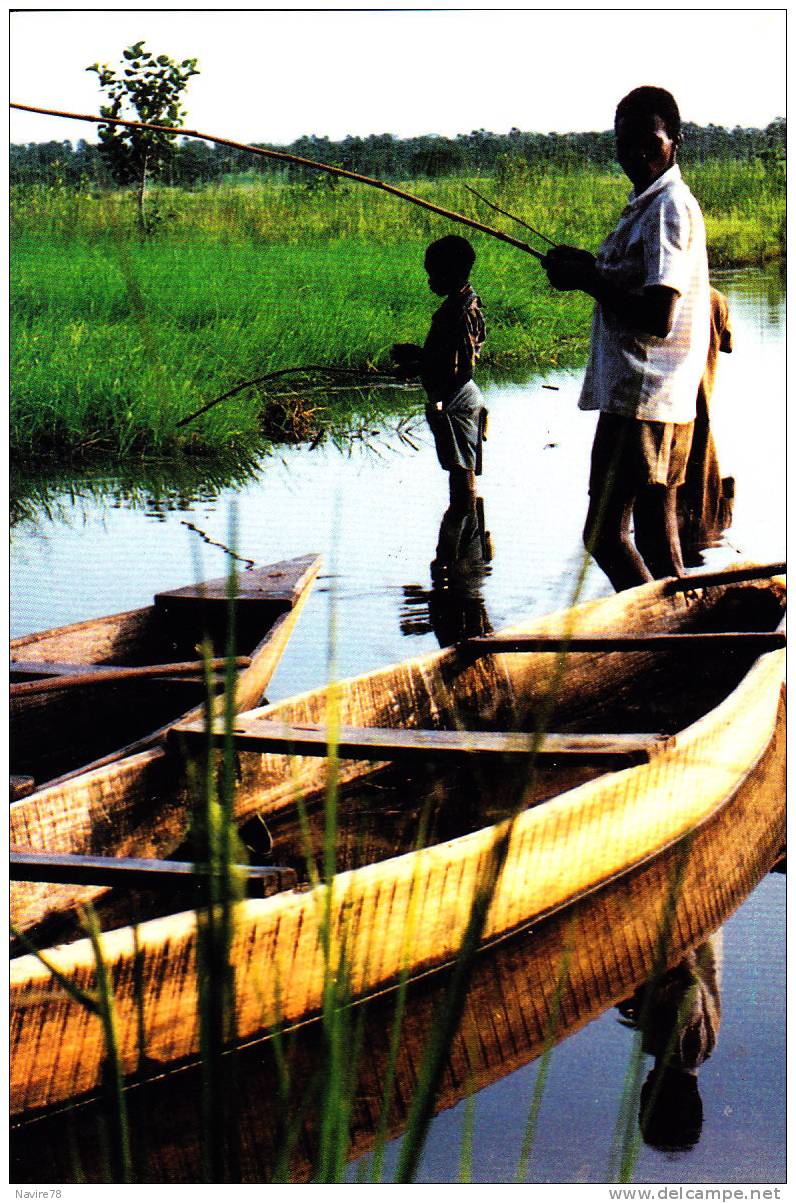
left=87, top=41, right=199, bottom=233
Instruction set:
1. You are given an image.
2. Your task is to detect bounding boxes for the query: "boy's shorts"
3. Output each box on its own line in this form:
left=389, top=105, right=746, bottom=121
left=589, top=413, right=694, bottom=494
left=426, top=380, right=485, bottom=474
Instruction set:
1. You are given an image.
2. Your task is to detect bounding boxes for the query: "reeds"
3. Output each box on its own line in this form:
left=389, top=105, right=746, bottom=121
left=191, top=560, right=246, bottom=1180
left=11, top=161, right=783, bottom=462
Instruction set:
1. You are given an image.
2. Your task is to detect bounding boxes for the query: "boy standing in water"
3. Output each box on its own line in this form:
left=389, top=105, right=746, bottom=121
left=392, top=235, right=487, bottom=508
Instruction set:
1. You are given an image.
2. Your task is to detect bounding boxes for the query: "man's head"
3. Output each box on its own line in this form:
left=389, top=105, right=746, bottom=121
left=424, top=235, right=476, bottom=296
left=614, top=86, right=681, bottom=193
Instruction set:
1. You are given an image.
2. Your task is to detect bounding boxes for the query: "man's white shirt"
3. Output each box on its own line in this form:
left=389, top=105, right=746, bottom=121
left=578, top=163, right=710, bottom=424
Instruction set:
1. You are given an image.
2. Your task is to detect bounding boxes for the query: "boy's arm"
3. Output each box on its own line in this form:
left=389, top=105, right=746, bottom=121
left=711, top=288, right=733, bottom=354
left=390, top=342, right=424, bottom=376
left=543, top=245, right=677, bottom=337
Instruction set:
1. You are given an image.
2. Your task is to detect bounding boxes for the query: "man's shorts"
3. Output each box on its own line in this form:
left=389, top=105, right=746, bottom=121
left=589, top=413, right=695, bottom=494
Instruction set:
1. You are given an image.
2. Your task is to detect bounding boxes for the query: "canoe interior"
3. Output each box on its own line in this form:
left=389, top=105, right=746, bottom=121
left=22, top=578, right=785, bottom=951
left=228, top=578, right=786, bottom=822
left=9, top=558, right=314, bottom=785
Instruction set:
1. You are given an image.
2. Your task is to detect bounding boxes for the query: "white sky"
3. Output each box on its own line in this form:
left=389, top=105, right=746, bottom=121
left=9, top=7, right=787, bottom=147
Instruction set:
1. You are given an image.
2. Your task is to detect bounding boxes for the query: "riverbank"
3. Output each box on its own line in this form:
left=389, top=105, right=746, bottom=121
left=11, top=163, right=784, bottom=464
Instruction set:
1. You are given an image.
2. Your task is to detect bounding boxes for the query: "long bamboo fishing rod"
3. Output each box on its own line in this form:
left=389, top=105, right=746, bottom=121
left=11, top=101, right=546, bottom=260
left=176, top=363, right=391, bottom=429
left=464, top=183, right=556, bottom=247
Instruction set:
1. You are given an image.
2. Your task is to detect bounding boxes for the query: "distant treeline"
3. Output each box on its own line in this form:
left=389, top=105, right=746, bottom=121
left=10, top=119, right=786, bottom=187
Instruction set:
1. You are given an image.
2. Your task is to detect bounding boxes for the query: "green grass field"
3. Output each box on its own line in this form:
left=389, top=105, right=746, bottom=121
left=11, top=162, right=784, bottom=463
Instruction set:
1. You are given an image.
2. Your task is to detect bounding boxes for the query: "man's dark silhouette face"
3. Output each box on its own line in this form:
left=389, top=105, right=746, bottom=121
left=615, top=111, right=676, bottom=194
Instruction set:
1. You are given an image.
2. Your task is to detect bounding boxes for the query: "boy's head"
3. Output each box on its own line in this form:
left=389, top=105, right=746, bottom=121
left=614, top=86, right=681, bottom=192
left=424, top=235, right=476, bottom=296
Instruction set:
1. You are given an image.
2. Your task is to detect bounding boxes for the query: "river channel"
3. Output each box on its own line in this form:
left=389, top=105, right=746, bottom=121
left=9, top=267, right=785, bottom=1184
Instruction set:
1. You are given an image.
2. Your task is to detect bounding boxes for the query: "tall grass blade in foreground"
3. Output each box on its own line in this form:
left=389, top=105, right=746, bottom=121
left=79, top=903, right=133, bottom=1183
left=367, top=801, right=435, bottom=1183
left=179, top=516, right=248, bottom=1180
left=306, top=496, right=368, bottom=1182
left=197, top=544, right=248, bottom=1179
left=608, top=836, right=695, bottom=1182
left=456, top=1024, right=480, bottom=1183
left=391, top=527, right=603, bottom=1181
left=514, top=912, right=577, bottom=1182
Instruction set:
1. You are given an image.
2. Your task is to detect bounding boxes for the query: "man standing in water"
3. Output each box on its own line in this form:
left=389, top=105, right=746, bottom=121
left=543, top=86, right=709, bottom=590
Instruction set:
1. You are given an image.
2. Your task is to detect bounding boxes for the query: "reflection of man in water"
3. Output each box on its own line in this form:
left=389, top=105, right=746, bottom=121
left=617, top=937, right=722, bottom=1152
left=401, top=497, right=493, bottom=646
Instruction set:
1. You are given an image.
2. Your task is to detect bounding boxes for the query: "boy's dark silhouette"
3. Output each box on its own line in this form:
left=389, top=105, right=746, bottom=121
left=392, top=235, right=487, bottom=507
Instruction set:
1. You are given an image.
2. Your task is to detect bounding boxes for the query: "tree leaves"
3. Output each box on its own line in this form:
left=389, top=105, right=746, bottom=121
left=85, top=40, right=200, bottom=230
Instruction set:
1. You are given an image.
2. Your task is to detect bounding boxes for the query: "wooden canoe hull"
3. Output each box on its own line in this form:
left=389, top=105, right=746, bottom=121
left=10, top=691, right=784, bottom=1174
left=197, top=569, right=788, bottom=824
left=10, top=553, right=321, bottom=789
left=9, top=570, right=786, bottom=1116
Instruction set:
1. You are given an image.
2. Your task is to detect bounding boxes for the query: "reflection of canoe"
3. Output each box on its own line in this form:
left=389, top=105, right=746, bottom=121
left=9, top=692, right=785, bottom=1178
left=10, top=564, right=785, bottom=1117
left=10, top=553, right=321, bottom=794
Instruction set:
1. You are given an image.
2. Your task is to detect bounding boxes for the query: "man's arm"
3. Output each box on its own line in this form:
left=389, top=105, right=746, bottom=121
left=543, top=245, right=678, bottom=338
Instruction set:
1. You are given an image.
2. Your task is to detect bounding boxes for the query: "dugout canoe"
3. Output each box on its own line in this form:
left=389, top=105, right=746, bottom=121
left=10, top=699, right=784, bottom=1172
left=10, top=553, right=321, bottom=796
left=9, top=562, right=786, bottom=1116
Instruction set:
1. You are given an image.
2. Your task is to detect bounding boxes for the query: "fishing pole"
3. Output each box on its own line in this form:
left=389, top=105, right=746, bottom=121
left=11, top=102, right=546, bottom=261
left=464, top=183, right=557, bottom=248
left=175, top=364, right=391, bottom=428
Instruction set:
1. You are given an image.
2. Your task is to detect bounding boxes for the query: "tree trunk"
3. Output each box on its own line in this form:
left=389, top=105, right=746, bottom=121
left=137, top=153, right=149, bottom=235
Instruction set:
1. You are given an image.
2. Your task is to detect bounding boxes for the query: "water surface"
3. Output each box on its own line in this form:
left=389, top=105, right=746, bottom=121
left=9, top=266, right=785, bottom=1184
